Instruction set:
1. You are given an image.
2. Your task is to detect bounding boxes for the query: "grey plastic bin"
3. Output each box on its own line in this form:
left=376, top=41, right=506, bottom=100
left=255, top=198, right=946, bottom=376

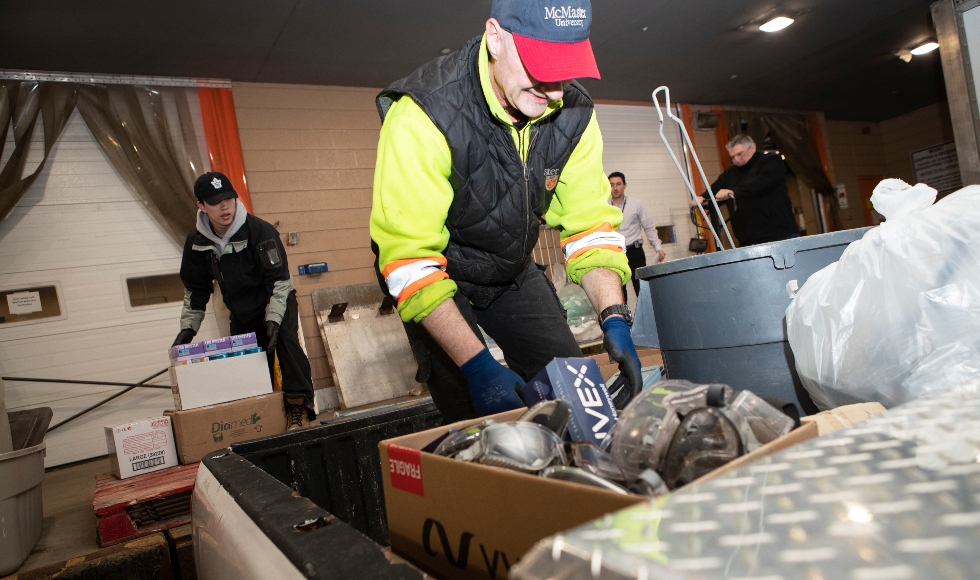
left=636, top=228, right=870, bottom=414
left=0, top=441, right=45, bottom=575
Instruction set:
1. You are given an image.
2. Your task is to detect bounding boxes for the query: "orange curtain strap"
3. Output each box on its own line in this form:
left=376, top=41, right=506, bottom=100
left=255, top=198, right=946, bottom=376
left=198, top=87, right=252, bottom=213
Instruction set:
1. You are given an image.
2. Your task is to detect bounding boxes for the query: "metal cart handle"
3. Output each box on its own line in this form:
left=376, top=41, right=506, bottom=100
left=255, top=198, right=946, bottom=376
left=651, top=86, right=736, bottom=251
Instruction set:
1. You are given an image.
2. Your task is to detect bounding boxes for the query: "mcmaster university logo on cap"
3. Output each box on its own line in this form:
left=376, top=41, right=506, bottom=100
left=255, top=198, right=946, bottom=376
left=491, top=0, right=600, bottom=82
left=543, top=6, right=588, bottom=28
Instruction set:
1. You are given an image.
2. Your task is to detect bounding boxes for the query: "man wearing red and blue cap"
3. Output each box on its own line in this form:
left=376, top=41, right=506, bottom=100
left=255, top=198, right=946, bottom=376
left=370, top=0, right=642, bottom=422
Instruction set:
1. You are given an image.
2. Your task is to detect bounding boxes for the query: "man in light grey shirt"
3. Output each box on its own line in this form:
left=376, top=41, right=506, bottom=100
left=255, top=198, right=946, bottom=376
left=609, top=172, right=665, bottom=300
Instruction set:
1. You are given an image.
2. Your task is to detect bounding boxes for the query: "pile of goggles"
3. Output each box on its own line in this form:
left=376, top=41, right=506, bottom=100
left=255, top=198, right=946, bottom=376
left=431, top=380, right=795, bottom=495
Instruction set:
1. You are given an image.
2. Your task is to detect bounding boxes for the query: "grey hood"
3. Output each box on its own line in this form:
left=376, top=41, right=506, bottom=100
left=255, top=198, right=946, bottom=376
left=196, top=199, right=248, bottom=254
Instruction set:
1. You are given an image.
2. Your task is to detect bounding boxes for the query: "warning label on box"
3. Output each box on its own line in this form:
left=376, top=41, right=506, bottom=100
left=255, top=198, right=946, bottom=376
left=122, top=430, right=166, bottom=455
left=388, top=444, right=424, bottom=496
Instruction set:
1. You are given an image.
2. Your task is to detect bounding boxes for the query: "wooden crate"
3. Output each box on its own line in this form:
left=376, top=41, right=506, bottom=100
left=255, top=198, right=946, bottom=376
left=93, top=463, right=199, bottom=547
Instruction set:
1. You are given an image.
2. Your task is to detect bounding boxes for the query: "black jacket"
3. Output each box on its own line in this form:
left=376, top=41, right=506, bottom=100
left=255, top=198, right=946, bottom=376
left=375, top=36, right=594, bottom=308
left=179, top=214, right=290, bottom=324
left=708, top=151, right=799, bottom=246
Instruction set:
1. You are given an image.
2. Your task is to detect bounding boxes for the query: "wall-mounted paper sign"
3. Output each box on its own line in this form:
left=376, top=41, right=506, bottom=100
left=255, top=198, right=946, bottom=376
left=911, top=141, right=962, bottom=194
left=835, top=184, right=849, bottom=210
left=7, top=291, right=42, bottom=315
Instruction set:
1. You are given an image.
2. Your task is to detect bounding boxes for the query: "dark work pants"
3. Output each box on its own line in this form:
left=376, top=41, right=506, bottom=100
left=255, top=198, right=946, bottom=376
left=230, top=290, right=315, bottom=418
left=403, top=265, right=583, bottom=424
left=624, top=244, right=647, bottom=301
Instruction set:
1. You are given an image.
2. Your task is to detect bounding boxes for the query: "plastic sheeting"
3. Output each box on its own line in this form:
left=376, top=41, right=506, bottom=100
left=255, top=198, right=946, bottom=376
left=0, top=80, right=209, bottom=247
left=0, top=82, right=77, bottom=224
left=787, top=180, right=980, bottom=409
left=76, top=84, right=204, bottom=245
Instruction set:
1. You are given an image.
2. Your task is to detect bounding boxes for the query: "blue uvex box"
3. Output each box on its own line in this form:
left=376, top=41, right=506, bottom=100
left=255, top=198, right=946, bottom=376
left=521, top=357, right=617, bottom=445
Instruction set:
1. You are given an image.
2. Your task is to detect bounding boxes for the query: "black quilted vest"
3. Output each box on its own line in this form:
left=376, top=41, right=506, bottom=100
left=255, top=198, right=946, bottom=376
left=375, top=36, right=594, bottom=308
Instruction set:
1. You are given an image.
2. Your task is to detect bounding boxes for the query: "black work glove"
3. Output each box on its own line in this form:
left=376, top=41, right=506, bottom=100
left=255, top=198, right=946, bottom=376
left=602, top=316, right=642, bottom=410
left=172, top=328, right=196, bottom=347
left=265, top=321, right=280, bottom=354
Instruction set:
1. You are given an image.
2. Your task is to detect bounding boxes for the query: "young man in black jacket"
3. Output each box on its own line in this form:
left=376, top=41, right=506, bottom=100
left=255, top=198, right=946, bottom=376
left=697, top=135, right=800, bottom=246
left=174, top=172, right=315, bottom=430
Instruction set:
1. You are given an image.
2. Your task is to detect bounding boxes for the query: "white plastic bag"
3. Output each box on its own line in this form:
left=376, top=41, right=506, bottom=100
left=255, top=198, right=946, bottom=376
left=787, top=180, right=980, bottom=410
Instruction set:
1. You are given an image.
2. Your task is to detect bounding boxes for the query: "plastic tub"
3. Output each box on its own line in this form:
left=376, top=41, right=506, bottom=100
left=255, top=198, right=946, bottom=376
left=636, top=228, right=870, bottom=414
left=0, top=441, right=45, bottom=575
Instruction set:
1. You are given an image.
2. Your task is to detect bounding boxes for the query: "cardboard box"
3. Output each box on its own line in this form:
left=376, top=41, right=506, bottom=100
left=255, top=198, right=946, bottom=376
left=380, top=401, right=880, bottom=579
left=801, top=401, right=887, bottom=436
left=521, top=358, right=616, bottom=445
left=230, top=332, right=258, bottom=351
left=170, top=341, right=205, bottom=363
left=169, top=351, right=273, bottom=410
left=380, top=409, right=641, bottom=580
left=202, top=337, right=232, bottom=356
left=587, top=347, right=664, bottom=381
left=104, top=417, right=179, bottom=479
left=165, top=392, right=286, bottom=464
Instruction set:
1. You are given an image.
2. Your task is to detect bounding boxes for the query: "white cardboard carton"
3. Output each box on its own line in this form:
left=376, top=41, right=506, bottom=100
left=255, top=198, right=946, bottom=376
left=104, top=417, right=179, bottom=479
left=169, top=351, right=273, bottom=410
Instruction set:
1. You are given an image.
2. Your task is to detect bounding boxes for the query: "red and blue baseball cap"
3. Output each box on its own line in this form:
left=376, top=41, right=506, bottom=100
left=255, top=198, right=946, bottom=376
left=491, top=0, right=601, bottom=83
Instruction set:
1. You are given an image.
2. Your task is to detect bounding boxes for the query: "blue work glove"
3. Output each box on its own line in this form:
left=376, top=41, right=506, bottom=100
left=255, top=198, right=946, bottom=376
left=602, top=316, right=642, bottom=410
left=460, top=349, right=526, bottom=417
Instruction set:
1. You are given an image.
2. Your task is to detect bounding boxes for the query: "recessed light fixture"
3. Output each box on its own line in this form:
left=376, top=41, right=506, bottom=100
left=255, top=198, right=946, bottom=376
left=759, top=16, right=794, bottom=32
left=441, top=48, right=451, bottom=54
left=910, top=41, right=939, bottom=56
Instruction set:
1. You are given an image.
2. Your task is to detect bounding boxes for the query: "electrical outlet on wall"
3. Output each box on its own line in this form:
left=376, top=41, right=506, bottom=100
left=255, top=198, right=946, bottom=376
left=287, top=232, right=298, bottom=246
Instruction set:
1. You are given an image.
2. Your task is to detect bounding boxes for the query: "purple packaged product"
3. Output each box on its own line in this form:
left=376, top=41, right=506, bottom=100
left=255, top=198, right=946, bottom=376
left=521, top=358, right=617, bottom=446
left=170, top=341, right=205, bottom=362
left=203, top=337, right=232, bottom=356
left=230, top=332, right=258, bottom=352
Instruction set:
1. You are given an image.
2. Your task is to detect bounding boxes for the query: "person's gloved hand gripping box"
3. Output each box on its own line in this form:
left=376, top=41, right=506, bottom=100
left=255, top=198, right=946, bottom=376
left=522, top=358, right=618, bottom=446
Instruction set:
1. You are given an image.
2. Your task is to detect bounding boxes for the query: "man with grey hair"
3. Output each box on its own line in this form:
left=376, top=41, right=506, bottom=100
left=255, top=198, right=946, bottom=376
left=696, top=134, right=799, bottom=246
left=370, top=0, right=644, bottom=421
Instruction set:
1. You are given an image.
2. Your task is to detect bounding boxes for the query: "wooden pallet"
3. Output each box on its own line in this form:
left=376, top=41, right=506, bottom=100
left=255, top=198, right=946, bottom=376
left=93, top=463, right=199, bottom=547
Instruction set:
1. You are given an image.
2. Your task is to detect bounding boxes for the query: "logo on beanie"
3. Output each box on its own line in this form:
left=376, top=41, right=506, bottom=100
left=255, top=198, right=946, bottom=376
left=544, top=6, right=587, bottom=26
left=211, top=177, right=222, bottom=189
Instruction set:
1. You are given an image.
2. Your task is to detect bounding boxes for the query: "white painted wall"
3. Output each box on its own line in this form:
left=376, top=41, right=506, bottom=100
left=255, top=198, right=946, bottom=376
left=596, top=103, right=697, bottom=306
left=0, top=110, right=223, bottom=466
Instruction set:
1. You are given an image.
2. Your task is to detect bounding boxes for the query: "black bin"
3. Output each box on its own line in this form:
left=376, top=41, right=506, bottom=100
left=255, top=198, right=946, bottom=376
left=231, top=398, right=442, bottom=545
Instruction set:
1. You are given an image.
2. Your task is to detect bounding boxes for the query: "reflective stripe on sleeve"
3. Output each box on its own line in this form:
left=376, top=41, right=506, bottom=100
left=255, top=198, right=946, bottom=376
left=381, top=257, right=450, bottom=304
left=561, top=223, right=627, bottom=262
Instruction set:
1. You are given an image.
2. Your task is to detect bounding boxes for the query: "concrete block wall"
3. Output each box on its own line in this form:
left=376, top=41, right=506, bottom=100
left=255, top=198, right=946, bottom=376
left=880, top=101, right=956, bottom=184
left=233, top=82, right=381, bottom=405
left=824, top=120, right=886, bottom=230
left=825, top=101, right=956, bottom=231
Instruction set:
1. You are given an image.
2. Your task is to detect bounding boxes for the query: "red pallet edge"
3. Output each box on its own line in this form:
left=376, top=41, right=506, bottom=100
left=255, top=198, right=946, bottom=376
left=98, top=512, right=192, bottom=547
left=93, top=463, right=200, bottom=516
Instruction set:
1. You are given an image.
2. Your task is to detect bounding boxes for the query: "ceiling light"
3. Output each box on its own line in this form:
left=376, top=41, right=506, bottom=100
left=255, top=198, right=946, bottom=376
left=759, top=16, right=794, bottom=32
left=911, top=41, right=939, bottom=56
